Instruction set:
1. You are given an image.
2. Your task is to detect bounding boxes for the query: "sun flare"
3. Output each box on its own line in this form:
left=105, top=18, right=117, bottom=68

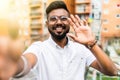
left=0, top=0, right=11, bottom=18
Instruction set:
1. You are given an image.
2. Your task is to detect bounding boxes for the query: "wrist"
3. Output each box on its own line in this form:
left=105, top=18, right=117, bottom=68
left=13, top=56, right=28, bottom=78
left=86, top=40, right=97, bottom=49
left=117, top=70, right=120, bottom=76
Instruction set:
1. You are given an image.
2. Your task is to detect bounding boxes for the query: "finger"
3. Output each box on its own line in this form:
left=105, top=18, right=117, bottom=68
left=67, top=17, right=77, bottom=31
left=83, top=19, right=88, bottom=26
left=73, top=15, right=84, bottom=28
left=75, top=15, right=85, bottom=26
left=70, top=14, right=80, bottom=28
left=67, top=33, right=76, bottom=41
left=70, top=14, right=76, bottom=23
left=75, top=15, right=82, bottom=26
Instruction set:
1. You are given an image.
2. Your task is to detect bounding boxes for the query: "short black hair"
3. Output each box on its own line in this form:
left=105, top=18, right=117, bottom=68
left=46, top=1, right=69, bottom=15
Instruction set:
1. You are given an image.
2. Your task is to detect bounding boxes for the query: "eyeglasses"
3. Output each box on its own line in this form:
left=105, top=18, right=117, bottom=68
left=48, top=16, right=69, bottom=24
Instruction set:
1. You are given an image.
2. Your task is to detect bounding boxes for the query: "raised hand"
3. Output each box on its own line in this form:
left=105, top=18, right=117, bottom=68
left=0, top=36, right=23, bottom=80
left=67, top=14, right=95, bottom=45
left=0, top=55, right=17, bottom=80
left=0, top=19, right=25, bottom=80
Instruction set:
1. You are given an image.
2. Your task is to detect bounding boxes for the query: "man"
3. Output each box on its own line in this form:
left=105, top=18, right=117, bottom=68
left=0, top=1, right=119, bottom=80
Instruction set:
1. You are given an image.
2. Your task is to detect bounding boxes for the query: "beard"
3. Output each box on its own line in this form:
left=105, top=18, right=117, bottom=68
left=48, top=24, right=70, bottom=40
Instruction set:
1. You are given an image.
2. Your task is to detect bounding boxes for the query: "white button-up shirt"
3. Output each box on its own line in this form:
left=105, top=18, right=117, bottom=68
left=12, top=37, right=96, bottom=80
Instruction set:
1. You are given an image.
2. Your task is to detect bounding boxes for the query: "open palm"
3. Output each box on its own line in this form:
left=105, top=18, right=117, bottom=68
left=67, top=15, right=95, bottom=45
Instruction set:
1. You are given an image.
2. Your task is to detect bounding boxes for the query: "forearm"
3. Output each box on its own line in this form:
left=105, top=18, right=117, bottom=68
left=14, top=56, right=24, bottom=76
left=90, top=44, right=118, bottom=76
left=14, top=53, right=37, bottom=78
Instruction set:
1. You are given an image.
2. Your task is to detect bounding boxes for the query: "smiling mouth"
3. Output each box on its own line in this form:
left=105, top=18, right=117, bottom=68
left=53, top=25, right=65, bottom=30
left=56, top=27, right=63, bottom=32
left=53, top=26, right=65, bottom=35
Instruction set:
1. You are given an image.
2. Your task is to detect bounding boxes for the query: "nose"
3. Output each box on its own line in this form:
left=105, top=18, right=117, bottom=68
left=55, top=19, right=62, bottom=24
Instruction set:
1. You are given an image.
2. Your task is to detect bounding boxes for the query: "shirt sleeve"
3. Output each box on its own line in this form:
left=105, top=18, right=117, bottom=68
left=83, top=46, right=96, bottom=67
left=86, top=52, right=96, bottom=67
left=23, top=41, right=42, bottom=69
left=23, top=41, right=42, bottom=55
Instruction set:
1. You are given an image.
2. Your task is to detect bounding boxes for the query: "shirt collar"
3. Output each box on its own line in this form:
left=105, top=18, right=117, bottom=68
left=48, top=36, right=70, bottom=48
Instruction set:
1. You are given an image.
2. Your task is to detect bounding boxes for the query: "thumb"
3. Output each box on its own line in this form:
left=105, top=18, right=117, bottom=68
left=67, top=33, right=76, bottom=41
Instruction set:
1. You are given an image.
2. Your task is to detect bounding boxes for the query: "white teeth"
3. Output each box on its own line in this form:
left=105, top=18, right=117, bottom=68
left=56, top=27, right=62, bottom=31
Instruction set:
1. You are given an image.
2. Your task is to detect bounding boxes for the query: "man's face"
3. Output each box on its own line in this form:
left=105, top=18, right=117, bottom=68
left=46, top=9, right=70, bottom=40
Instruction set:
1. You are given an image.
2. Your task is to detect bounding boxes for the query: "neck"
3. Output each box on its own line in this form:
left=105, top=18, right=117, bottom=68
left=52, top=37, right=68, bottom=48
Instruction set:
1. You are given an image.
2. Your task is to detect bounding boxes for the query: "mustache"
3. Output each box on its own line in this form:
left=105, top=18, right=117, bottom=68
left=52, top=24, right=66, bottom=30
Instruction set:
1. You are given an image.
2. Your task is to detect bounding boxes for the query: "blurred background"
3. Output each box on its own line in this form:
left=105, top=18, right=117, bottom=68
left=0, top=0, right=120, bottom=80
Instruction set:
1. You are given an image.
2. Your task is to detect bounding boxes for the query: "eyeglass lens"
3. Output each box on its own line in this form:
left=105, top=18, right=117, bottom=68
left=49, top=16, right=68, bottom=22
